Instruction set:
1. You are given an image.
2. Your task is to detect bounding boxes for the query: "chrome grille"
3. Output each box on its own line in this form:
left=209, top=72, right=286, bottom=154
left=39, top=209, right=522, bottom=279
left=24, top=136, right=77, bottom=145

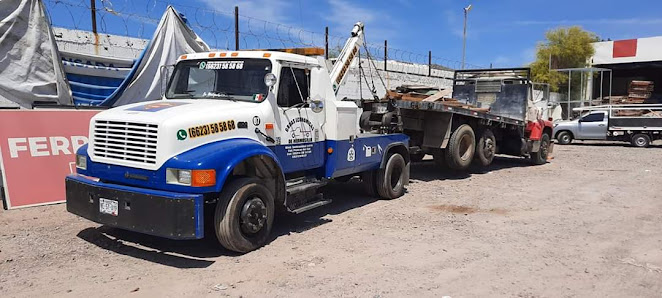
left=93, top=120, right=158, bottom=164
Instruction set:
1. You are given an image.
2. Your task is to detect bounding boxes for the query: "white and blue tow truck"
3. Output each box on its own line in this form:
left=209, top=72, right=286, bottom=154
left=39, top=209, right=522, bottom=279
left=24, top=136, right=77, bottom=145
left=66, top=23, right=411, bottom=252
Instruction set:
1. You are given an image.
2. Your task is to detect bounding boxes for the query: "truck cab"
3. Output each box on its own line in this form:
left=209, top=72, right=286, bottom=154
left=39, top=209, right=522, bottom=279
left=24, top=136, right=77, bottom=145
left=66, top=24, right=411, bottom=253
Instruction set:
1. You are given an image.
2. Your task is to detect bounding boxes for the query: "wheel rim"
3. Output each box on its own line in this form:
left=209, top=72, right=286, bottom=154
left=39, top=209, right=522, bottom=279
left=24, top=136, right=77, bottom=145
left=635, top=137, right=646, bottom=146
left=240, top=197, right=268, bottom=235
left=459, top=134, right=474, bottom=161
left=561, top=134, right=570, bottom=143
left=482, top=138, right=495, bottom=159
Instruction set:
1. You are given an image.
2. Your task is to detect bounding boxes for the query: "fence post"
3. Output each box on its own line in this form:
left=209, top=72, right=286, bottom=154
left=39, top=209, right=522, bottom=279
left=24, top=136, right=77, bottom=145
left=384, top=40, right=388, bottom=72
left=90, top=0, right=97, bottom=35
left=234, top=6, right=239, bottom=50
left=428, top=51, right=432, bottom=77
left=325, top=26, right=329, bottom=60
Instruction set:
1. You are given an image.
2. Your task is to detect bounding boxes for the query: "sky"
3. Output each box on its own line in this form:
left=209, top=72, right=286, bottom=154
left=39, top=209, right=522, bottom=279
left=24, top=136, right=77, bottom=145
left=47, top=0, right=662, bottom=69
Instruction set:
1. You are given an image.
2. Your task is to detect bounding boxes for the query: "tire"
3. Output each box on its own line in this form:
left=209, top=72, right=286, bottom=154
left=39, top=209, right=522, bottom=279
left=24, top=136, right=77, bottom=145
left=445, top=124, right=476, bottom=170
left=631, top=134, right=651, bottom=148
left=473, top=128, right=496, bottom=167
left=214, top=177, right=275, bottom=253
left=556, top=131, right=573, bottom=145
left=432, top=149, right=446, bottom=168
left=375, top=153, right=407, bottom=199
left=530, top=133, right=551, bottom=165
left=410, top=153, right=425, bottom=162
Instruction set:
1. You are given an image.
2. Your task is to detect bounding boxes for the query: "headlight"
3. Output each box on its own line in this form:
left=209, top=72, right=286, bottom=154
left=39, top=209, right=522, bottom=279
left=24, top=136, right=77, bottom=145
left=167, top=168, right=216, bottom=187
left=76, top=154, right=87, bottom=170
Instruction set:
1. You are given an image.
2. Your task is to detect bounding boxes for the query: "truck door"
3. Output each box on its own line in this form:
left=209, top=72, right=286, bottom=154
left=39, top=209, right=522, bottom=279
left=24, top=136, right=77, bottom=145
left=272, top=65, right=325, bottom=174
left=577, top=112, right=608, bottom=140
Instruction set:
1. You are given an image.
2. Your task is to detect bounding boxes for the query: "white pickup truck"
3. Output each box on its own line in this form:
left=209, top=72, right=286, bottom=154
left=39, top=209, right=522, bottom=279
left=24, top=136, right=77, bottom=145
left=553, top=104, right=662, bottom=147
left=66, top=23, right=411, bottom=252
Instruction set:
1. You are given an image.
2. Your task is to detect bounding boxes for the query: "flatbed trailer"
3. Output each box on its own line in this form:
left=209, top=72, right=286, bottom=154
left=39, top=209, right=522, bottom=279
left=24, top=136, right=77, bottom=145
left=392, top=68, right=554, bottom=170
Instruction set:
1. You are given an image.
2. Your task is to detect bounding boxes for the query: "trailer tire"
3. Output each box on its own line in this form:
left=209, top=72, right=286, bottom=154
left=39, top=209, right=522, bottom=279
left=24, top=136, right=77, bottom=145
left=473, top=128, right=496, bottom=167
left=631, top=134, right=651, bottom=148
left=375, top=153, right=407, bottom=199
left=445, top=124, right=476, bottom=170
left=361, top=170, right=378, bottom=197
left=214, top=177, right=275, bottom=253
left=556, top=131, right=573, bottom=145
left=530, top=133, right=551, bottom=165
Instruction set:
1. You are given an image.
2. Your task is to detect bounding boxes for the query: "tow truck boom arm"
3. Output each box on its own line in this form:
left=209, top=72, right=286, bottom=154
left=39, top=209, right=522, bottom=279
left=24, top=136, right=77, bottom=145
left=329, top=22, right=364, bottom=95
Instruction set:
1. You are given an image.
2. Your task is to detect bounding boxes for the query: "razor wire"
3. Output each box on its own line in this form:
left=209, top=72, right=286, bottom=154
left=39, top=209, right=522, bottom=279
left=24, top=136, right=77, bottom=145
left=43, top=0, right=484, bottom=80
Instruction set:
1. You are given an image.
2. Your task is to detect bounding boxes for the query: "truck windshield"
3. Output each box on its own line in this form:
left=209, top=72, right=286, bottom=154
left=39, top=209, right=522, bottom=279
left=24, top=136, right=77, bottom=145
left=166, top=58, right=272, bottom=102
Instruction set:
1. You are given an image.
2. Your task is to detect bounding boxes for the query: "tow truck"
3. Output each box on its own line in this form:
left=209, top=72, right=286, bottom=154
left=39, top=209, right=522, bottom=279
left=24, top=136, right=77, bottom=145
left=66, top=23, right=411, bottom=252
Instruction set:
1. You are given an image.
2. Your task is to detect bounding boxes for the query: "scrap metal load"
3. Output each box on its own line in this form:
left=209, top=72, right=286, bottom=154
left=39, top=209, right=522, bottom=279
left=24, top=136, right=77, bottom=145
left=602, top=80, right=656, bottom=105
left=386, top=85, right=490, bottom=113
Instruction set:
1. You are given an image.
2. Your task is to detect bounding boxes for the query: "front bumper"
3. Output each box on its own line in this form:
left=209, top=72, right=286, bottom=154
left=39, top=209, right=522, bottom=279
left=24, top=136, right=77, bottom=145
left=65, top=175, right=204, bottom=239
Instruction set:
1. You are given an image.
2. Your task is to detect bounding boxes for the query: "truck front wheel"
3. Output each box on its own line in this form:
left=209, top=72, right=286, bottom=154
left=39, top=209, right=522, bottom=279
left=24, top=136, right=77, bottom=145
left=214, top=177, right=275, bottom=253
left=445, top=124, right=476, bottom=170
left=530, top=133, right=551, bottom=165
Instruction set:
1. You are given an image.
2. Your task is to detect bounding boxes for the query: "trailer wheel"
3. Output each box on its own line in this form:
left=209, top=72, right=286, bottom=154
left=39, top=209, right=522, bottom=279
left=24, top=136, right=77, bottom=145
left=214, top=177, right=275, bottom=253
left=631, top=134, right=651, bottom=148
left=445, top=124, right=476, bottom=170
left=375, top=153, right=407, bottom=199
left=530, top=133, right=551, bottom=165
left=361, top=170, right=378, bottom=197
left=473, top=128, right=496, bottom=167
left=556, top=131, right=573, bottom=145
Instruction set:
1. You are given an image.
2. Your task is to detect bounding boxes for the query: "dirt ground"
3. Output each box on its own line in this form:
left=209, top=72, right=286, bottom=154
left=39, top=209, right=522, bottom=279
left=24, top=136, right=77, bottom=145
left=2, top=141, right=662, bottom=297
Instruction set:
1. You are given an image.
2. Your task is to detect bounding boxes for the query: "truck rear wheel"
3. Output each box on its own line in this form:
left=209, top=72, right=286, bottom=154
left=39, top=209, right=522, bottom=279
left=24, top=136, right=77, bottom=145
left=214, top=177, right=275, bottom=253
left=473, top=128, right=496, bottom=167
left=375, top=153, right=407, bottom=199
left=530, top=133, right=551, bottom=165
left=631, top=134, right=651, bottom=148
left=445, top=124, right=476, bottom=170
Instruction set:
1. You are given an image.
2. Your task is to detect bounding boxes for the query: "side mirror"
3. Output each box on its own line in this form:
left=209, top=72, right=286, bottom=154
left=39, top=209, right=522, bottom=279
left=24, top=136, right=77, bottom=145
left=310, top=98, right=324, bottom=113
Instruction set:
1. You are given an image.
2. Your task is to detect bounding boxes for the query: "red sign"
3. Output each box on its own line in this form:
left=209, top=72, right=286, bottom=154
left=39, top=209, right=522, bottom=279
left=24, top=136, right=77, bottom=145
left=613, top=39, right=638, bottom=58
left=0, top=110, right=100, bottom=209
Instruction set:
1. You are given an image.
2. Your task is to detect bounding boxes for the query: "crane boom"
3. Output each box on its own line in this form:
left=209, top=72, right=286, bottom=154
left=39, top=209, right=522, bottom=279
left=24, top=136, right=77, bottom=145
left=329, top=22, right=364, bottom=95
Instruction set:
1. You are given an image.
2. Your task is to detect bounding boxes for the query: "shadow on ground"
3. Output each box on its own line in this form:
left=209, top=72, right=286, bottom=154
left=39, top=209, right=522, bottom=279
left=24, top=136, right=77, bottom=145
left=76, top=180, right=379, bottom=268
left=410, top=155, right=537, bottom=182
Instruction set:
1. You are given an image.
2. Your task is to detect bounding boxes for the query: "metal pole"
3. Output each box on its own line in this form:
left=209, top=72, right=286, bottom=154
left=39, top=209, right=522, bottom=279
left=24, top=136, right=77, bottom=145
left=428, top=51, right=432, bottom=77
left=325, top=26, right=329, bottom=60
left=580, top=71, right=584, bottom=106
left=234, top=6, right=239, bottom=50
left=90, top=0, right=97, bottom=35
left=600, top=70, right=604, bottom=103
left=384, top=40, right=388, bottom=72
left=567, top=70, right=571, bottom=119
left=462, top=9, right=468, bottom=69
left=609, top=70, right=613, bottom=105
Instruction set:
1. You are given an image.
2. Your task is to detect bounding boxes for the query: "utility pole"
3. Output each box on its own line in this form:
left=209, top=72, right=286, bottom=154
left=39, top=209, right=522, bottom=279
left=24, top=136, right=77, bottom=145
left=90, top=0, right=97, bottom=35
left=462, top=4, right=472, bottom=70
left=234, top=6, right=239, bottom=50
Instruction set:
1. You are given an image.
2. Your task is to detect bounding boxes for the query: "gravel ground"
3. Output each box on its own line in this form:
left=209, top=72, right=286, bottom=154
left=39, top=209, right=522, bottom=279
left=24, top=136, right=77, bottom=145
left=1, top=141, right=662, bottom=297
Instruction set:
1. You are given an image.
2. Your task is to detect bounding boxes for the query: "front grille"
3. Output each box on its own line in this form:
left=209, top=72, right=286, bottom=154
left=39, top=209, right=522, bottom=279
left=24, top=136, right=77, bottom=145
left=93, top=120, right=158, bottom=165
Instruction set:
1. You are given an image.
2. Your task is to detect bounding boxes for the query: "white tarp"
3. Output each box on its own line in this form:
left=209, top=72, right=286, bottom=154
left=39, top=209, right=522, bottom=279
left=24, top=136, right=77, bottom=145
left=0, top=0, right=72, bottom=108
left=102, top=6, right=209, bottom=107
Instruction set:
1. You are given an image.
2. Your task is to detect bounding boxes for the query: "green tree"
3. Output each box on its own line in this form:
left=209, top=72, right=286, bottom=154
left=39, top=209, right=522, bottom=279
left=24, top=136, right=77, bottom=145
left=530, top=26, right=599, bottom=91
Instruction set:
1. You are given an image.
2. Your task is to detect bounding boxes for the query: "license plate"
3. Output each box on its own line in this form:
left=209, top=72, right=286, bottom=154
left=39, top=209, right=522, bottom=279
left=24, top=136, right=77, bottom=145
left=99, top=198, right=119, bottom=216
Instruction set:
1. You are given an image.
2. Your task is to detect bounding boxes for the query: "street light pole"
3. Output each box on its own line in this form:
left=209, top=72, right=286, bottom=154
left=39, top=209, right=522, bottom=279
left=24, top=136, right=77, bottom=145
left=462, top=4, right=472, bottom=70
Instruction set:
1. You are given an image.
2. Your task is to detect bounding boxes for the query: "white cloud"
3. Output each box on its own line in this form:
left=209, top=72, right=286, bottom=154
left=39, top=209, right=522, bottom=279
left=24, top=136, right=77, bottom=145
left=324, top=0, right=397, bottom=45
left=199, top=0, right=292, bottom=24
